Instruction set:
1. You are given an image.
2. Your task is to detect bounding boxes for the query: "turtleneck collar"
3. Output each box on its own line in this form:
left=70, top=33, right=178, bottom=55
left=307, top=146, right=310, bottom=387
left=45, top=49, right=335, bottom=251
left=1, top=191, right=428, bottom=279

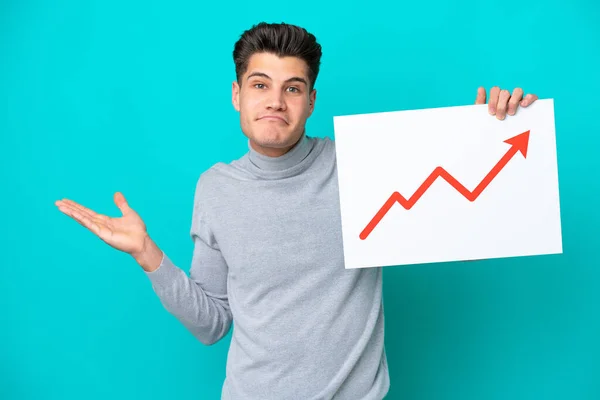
left=244, top=134, right=319, bottom=179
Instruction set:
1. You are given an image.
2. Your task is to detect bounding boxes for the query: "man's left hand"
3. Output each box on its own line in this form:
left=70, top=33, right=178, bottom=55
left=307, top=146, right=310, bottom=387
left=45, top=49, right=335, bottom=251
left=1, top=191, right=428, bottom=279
left=475, top=86, right=538, bottom=120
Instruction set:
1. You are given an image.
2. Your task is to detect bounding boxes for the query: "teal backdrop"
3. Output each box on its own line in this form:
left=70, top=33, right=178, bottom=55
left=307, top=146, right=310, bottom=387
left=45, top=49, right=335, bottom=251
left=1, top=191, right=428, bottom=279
left=1, top=1, right=599, bottom=399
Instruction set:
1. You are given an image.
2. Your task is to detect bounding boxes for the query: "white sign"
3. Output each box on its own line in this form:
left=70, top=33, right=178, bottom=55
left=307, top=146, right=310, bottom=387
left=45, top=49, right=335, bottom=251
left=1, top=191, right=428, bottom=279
left=333, top=99, right=562, bottom=269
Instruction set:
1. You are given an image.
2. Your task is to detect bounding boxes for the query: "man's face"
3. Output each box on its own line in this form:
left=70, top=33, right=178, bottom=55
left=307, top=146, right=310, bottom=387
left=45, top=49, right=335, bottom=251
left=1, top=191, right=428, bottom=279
left=232, top=52, right=316, bottom=157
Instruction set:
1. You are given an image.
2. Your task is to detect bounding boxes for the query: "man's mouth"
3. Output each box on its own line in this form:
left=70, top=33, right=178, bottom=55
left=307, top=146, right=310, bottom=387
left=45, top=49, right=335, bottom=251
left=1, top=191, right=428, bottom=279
left=259, top=115, right=288, bottom=124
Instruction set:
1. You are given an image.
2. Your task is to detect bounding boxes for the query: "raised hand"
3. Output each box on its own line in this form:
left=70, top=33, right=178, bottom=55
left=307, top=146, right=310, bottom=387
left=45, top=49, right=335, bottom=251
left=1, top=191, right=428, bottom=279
left=55, top=192, right=150, bottom=258
left=475, top=86, right=538, bottom=120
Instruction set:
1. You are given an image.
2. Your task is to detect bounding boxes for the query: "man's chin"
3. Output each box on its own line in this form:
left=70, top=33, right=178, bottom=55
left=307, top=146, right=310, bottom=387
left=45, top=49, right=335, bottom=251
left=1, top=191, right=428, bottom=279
left=253, top=133, right=301, bottom=148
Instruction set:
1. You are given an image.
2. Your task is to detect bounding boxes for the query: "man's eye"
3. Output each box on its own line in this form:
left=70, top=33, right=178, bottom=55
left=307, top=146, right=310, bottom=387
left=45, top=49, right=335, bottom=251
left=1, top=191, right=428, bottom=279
left=287, top=87, right=299, bottom=93
left=254, top=83, right=265, bottom=89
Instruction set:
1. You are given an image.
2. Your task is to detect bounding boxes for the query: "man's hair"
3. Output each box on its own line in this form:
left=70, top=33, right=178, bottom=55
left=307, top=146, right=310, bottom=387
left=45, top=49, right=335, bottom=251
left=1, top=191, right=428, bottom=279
left=233, top=22, right=322, bottom=91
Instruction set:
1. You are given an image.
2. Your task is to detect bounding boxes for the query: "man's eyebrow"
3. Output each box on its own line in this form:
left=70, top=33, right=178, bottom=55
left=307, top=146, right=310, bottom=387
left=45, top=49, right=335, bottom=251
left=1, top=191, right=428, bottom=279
left=285, top=76, right=308, bottom=86
left=246, top=72, right=308, bottom=86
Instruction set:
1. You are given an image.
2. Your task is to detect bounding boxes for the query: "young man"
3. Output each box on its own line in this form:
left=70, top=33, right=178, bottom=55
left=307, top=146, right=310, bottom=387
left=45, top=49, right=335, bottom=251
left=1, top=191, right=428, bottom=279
left=55, top=22, right=538, bottom=400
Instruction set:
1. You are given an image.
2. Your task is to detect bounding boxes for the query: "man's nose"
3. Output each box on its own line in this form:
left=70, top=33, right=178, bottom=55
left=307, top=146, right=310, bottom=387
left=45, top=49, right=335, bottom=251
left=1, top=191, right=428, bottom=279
left=266, top=90, right=285, bottom=110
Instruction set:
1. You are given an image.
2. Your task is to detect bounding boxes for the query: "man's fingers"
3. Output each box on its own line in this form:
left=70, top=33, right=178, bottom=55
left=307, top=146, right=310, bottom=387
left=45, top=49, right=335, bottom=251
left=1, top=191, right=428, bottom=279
left=521, top=93, right=539, bottom=107
left=496, top=89, right=511, bottom=120
left=488, top=86, right=501, bottom=115
left=59, top=199, right=98, bottom=218
left=58, top=203, right=103, bottom=236
left=58, top=199, right=108, bottom=223
left=475, top=87, right=486, bottom=105
left=508, top=88, right=524, bottom=116
left=482, top=86, right=537, bottom=119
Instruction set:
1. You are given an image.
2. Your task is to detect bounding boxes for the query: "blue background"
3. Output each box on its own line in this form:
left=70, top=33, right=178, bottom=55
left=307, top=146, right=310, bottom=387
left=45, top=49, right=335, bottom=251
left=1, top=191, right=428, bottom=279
left=1, top=1, right=599, bottom=399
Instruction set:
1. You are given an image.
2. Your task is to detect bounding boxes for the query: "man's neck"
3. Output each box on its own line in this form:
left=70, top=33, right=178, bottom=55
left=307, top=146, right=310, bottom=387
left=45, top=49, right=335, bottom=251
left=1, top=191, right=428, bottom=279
left=249, top=141, right=294, bottom=158
left=249, top=134, right=305, bottom=158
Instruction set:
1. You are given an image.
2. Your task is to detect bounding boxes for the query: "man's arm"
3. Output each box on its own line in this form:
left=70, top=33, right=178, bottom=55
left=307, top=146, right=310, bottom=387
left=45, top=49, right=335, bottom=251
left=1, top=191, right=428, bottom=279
left=55, top=173, right=232, bottom=346
left=141, top=175, right=232, bottom=346
left=142, top=235, right=232, bottom=346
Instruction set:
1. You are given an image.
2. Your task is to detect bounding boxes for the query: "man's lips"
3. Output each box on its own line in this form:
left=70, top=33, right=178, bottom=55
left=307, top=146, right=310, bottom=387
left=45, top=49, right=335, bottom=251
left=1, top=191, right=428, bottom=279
left=258, top=115, right=288, bottom=124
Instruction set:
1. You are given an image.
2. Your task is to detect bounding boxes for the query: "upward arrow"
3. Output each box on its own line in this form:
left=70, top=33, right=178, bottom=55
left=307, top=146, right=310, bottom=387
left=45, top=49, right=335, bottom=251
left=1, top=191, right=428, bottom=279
left=359, top=130, right=531, bottom=240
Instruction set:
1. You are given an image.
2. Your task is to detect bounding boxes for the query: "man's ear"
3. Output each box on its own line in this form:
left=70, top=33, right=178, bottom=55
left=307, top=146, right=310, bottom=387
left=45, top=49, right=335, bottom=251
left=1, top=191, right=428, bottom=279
left=232, top=81, right=240, bottom=112
left=308, top=89, right=317, bottom=117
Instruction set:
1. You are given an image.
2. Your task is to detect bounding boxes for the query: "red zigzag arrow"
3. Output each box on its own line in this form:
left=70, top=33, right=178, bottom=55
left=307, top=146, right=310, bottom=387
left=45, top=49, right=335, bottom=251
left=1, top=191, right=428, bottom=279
left=359, top=130, right=531, bottom=240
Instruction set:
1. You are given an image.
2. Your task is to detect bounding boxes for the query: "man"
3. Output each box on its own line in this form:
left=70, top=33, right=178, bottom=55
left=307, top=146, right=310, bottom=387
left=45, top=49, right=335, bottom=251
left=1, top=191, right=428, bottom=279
left=55, top=22, right=538, bottom=400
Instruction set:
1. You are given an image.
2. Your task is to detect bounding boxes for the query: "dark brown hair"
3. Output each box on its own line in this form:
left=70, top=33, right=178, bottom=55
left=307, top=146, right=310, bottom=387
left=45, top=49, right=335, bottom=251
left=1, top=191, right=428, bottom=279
left=233, top=22, right=322, bottom=91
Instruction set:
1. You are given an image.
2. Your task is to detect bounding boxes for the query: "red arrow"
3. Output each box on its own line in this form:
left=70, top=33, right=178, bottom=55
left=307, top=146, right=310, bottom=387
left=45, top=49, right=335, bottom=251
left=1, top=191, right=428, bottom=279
left=359, top=130, right=531, bottom=240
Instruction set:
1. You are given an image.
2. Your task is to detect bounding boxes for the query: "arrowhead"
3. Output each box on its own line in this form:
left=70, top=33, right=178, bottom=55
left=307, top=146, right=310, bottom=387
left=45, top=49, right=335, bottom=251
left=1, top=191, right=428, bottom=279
left=504, top=130, right=530, bottom=158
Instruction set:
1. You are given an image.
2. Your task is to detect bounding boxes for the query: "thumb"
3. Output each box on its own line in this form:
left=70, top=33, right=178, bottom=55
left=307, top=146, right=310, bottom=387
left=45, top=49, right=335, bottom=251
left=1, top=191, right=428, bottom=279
left=114, top=192, right=131, bottom=215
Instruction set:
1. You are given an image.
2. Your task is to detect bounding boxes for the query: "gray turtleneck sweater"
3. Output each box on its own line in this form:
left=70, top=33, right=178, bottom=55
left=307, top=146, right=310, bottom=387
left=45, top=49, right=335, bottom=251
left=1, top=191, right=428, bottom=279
left=145, top=135, right=390, bottom=400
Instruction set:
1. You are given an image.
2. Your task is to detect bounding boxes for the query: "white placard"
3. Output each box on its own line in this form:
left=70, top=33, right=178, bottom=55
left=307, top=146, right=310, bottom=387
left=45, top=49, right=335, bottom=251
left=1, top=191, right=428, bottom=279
left=333, top=99, right=562, bottom=269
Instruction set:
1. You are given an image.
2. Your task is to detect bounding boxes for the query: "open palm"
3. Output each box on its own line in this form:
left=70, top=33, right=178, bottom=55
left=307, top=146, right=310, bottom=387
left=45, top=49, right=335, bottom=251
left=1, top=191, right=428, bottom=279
left=55, top=192, right=148, bottom=256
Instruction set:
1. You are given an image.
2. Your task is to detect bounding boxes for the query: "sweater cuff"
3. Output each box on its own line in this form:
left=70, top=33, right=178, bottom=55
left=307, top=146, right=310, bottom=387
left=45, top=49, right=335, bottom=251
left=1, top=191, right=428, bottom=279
left=145, top=251, right=180, bottom=286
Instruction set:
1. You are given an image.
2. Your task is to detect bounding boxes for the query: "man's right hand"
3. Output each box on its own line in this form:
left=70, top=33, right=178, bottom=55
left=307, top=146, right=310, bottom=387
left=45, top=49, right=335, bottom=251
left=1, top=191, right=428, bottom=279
left=55, top=192, right=163, bottom=272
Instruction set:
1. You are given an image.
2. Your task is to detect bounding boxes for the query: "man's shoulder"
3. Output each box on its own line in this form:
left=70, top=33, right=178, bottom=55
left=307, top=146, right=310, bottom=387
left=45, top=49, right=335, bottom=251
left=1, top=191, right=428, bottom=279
left=195, top=162, right=233, bottom=189
left=308, top=134, right=336, bottom=154
left=189, top=164, right=231, bottom=212
left=314, top=134, right=334, bottom=144
left=317, top=134, right=336, bottom=149
left=192, top=157, right=252, bottom=196
left=313, top=134, right=336, bottom=158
